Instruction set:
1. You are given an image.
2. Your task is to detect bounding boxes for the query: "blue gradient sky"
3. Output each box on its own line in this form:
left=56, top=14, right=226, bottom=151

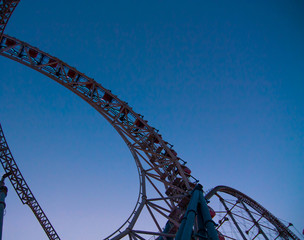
left=0, top=0, right=303, bottom=239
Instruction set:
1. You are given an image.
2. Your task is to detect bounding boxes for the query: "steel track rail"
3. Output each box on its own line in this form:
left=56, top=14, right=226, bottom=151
left=0, top=124, right=61, bottom=240
left=0, top=123, right=145, bottom=240
left=0, top=0, right=20, bottom=39
left=205, top=185, right=300, bottom=240
left=0, top=2, right=299, bottom=240
left=0, top=34, right=194, bottom=190
left=0, top=34, right=197, bottom=239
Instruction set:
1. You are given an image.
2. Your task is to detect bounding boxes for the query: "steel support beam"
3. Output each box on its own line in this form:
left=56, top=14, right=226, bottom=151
left=240, top=199, right=269, bottom=240
left=0, top=125, right=61, bottom=240
left=0, top=183, right=7, bottom=240
left=219, top=197, right=247, bottom=240
left=198, top=189, right=219, bottom=240
left=176, top=184, right=219, bottom=240
left=0, top=172, right=11, bottom=240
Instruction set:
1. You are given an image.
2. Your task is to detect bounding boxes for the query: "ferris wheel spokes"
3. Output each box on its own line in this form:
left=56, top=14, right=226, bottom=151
left=205, top=186, right=300, bottom=240
left=0, top=2, right=300, bottom=239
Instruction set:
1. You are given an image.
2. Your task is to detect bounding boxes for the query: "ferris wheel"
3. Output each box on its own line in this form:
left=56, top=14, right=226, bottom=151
left=0, top=1, right=301, bottom=240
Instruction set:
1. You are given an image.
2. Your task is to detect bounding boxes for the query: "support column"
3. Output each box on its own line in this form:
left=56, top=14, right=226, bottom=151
left=0, top=172, right=11, bottom=240
left=175, top=188, right=200, bottom=240
left=198, top=189, right=219, bottom=240
left=175, top=184, right=219, bottom=240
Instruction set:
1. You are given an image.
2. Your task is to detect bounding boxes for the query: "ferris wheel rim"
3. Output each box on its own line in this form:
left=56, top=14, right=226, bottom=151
left=1, top=2, right=300, bottom=240
left=205, top=185, right=300, bottom=240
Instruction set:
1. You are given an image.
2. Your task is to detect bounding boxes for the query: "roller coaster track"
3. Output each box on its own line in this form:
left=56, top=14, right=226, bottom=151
left=0, top=1, right=301, bottom=240
left=0, top=0, right=20, bottom=39
left=0, top=33, right=193, bottom=192
left=0, top=33, right=197, bottom=239
left=0, top=125, right=61, bottom=240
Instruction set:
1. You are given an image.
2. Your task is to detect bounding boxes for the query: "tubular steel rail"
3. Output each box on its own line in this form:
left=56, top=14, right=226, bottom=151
left=0, top=124, right=61, bottom=240
left=0, top=1, right=301, bottom=240
left=0, top=34, right=197, bottom=239
left=0, top=0, right=20, bottom=39
left=0, top=33, right=193, bottom=192
left=205, top=185, right=300, bottom=240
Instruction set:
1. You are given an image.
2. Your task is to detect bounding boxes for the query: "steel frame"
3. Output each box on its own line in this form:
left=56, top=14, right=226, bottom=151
left=219, top=196, right=247, bottom=240
left=0, top=34, right=197, bottom=239
left=205, top=186, right=300, bottom=240
left=0, top=125, right=61, bottom=240
left=0, top=1, right=301, bottom=240
left=175, top=184, right=219, bottom=240
left=0, top=0, right=20, bottom=39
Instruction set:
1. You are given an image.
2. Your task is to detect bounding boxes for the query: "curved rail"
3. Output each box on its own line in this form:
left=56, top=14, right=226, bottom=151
left=0, top=34, right=194, bottom=189
left=0, top=34, right=197, bottom=239
left=0, top=0, right=20, bottom=39
left=0, top=2, right=299, bottom=240
left=0, top=124, right=61, bottom=240
left=206, top=185, right=299, bottom=240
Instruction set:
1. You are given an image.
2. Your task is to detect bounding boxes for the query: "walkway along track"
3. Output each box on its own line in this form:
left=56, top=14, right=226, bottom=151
left=0, top=34, right=198, bottom=239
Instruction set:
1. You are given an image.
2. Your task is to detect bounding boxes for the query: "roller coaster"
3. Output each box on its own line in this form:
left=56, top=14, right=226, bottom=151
left=0, top=1, right=301, bottom=239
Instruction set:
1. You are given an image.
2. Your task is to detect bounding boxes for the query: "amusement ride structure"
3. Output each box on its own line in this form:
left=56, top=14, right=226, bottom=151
left=0, top=1, right=301, bottom=239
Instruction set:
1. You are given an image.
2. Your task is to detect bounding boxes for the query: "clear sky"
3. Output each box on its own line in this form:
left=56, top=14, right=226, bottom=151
left=0, top=0, right=303, bottom=239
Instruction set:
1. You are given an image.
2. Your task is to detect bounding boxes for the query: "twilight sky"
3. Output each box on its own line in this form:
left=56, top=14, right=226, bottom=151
left=0, top=0, right=303, bottom=239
